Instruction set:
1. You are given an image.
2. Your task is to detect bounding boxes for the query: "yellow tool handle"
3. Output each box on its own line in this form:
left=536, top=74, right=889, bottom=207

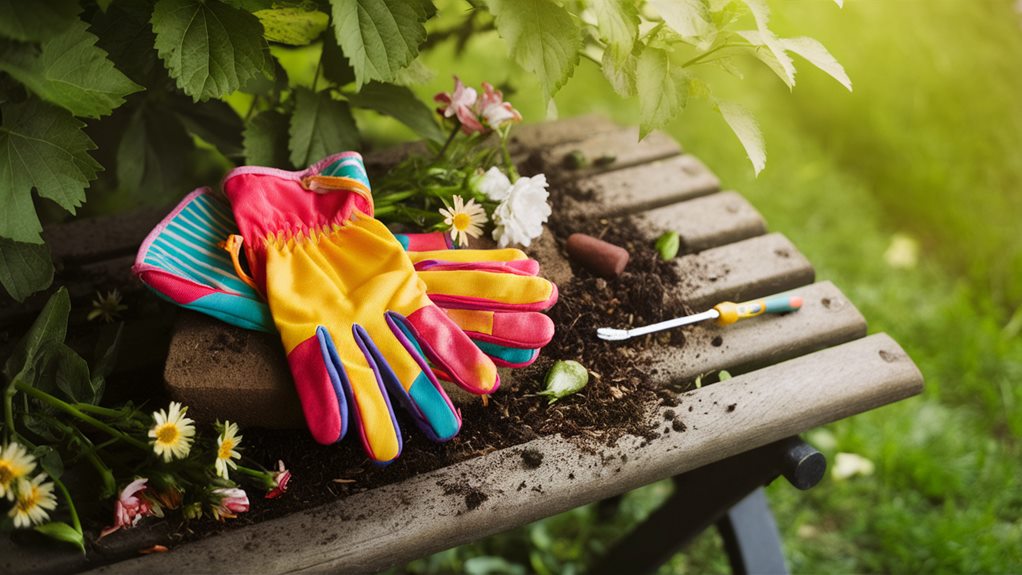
left=713, top=294, right=804, bottom=326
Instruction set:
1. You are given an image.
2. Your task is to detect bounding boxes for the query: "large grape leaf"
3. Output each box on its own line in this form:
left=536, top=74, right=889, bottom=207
left=0, top=0, right=79, bottom=42
left=739, top=0, right=795, bottom=89
left=636, top=46, right=687, bottom=138
left=0, top=238, right=53, bottom=303
left=288, top=88, right=360, bottom=168
left=92, top=0, right=167, bottom=87
left=0, top=21, right=143, bottom=119
left=487, top=0, right=581, bottom=98
left=152, top=0, right=272, bottom=101
left=330, top=0, right=434, bottom=88
left=0, top=99, right=101, bottom=244
left=345, top=82, right=445, bottom=144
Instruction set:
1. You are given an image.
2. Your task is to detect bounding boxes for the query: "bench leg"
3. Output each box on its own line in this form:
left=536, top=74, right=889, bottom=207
left=589, top=437, right=823, bottom=575
left=717, top=488, right=788, bottom=575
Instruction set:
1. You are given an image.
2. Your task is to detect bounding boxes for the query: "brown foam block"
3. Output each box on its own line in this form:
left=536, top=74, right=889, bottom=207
left=565, top=233, right=630, bottom=278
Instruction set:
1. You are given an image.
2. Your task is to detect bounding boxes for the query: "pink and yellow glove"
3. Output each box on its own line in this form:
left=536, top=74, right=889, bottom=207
left=223, top=153, right=553, bottom=462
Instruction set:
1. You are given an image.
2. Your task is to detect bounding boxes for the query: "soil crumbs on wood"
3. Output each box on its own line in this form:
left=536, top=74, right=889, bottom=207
left=174, top=180, right=695, bottom=544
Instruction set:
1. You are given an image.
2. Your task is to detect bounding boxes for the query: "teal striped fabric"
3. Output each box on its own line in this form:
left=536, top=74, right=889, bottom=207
left=143, top=191, right=260, bottom=299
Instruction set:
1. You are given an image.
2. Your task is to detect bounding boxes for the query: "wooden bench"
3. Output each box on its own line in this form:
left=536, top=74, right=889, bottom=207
left=0, top=116, right=923, bottom=574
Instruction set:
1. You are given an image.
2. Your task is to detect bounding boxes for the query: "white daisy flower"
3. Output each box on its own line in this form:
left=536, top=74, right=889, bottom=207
left=0, top=442, right=36, bottom=501
left=214, top=421, right=243, bottom=479
left=9, top=474, right=58, bottom=528
left=148, top=402, right=196, bottom=462
left=439, top=195, right=488, bottom=247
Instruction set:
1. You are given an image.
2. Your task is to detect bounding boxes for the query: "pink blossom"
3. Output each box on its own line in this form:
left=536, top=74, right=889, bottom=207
left=265, top=460, right=292, bottom=499
left=211, top=487, right=250, bottom=520
left=479, top=82, right=522, bottom=129
left=435, top=76, right=485, bottom=134
left=100, top=478, right=156, bottom=538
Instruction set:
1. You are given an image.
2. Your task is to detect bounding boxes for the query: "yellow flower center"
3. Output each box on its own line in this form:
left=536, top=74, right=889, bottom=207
left=155, top=423, right=179, bottom=444
left=218, top=439, right=236, bottom=460
left=16, top=486, right=39, bottom=512
left=0, top=463, right=14, bottom=486
left=452, top=212, right=472, bottom=231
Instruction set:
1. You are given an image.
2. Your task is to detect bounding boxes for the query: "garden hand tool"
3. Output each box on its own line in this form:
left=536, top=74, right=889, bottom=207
left=597, top=294, right=803, bottom=341
left=133, top=190, right=557, bottom=368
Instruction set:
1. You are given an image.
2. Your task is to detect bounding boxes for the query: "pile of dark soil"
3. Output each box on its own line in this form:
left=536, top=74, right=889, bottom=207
left=133, top=179, right=697, bottom=546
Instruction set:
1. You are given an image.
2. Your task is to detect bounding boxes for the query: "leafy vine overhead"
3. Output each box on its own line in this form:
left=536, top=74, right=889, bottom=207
left=0, top=0, right=850, bottom=303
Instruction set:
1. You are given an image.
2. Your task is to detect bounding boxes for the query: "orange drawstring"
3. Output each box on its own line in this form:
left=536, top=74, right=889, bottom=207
left=220, top=234, right=260, bottom=293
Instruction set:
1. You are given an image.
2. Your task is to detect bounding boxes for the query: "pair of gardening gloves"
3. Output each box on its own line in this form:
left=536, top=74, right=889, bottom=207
left=133, top=152, right=557, bottom=463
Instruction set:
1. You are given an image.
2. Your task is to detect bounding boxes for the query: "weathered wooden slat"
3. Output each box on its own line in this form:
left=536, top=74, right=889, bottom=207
left=560, top=155, right=720, bottom=220
left=668, top=233, right=815, bottom=311
left=90, top=333, right=922, bottom=575
left=509, top=114, right=621, bottom=156
left=539, top=128, right=682, bottom=179
left=633, top=191, right=766, bottom=253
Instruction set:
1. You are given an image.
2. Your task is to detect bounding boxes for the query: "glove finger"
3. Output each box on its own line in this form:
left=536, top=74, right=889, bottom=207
left=395, top=232, right=454, bottom=251
left=284, top=326, right=350, bottom=446
left=387, top=307, right=500, bottom=396
left=407, top=248, right=531, bottom=267
left=357, top=321, right=461, bottom=446
left=413, top=259, right=539, bottom=276
left=473, top=342, right=540, bottom=368
left=443, top=309, right=555, bottom=349
left=334, top=325, right=405, bottom=463
left=419, top=270, right=558, bottom=312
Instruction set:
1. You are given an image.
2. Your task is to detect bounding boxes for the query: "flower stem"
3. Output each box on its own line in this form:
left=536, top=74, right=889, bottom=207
left=14, top=382, right=150, bottom=452
left=52, top=477, right=83, bottom=535
left=73, top=403, right=125, bottom=419
left=500, top=131, right=518, bottom=180
left=437, top=123, right=461, bottom=160
left=3, top=381, right=15, bottom=443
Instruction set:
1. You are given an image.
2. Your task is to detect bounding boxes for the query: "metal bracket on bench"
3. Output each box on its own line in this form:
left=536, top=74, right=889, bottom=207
left=590, top=436, right=825, bottom=575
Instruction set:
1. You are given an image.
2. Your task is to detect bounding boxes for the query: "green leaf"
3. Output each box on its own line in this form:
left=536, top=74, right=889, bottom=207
left=636, top=46, right=687, bottom=139
left=345, top=82, right=445, bottom=144
left=781, top=36, right=852, bottom=91
left=655, top=231, right=680, bottom=260
left=487, top=0, right=582, bottom=98
left=244, top=109, right=292, bottom=168
left=288, top=88, right=359, bottom=168
left=321, top=27, right=356, bottom=87
left=539, top=360, right=589, bottom=404
left=255, top=6, right=329, bottom=46
left=739, top=0, right=795, bottom=89
left=589, top=0, right=638, bottom=97
left=32, top=445, right=64, bottom=480
left=152, top=0, right=272, bottom=101
left=589, top=0, right=638, bottom=53
left=330, top=0, right=435, bottom=88
left=91, top=0, right=167, bottom=87
left=3, top=287, right=69, bottom=384
left=39, top=342, right=96, bottom=404
left=650, top=0, right=712, bottom=39
left=601, top=46, right=636, bottom=97
left=170, top=96, right=245, bottom=159
left=34, top=521, right=84, bottom=552
left=0, top=99, right=100, bottom=244
left=117, top=101, right=195, bottom=198
left=716, top=100, right=765, bottom=175
left=92, top=322, right=124, bottom=383
left=0, top=22, right=143, bottom=119
left=0, top=238, right=53, bottom=302
left=0, top=0, right=79, bottom=42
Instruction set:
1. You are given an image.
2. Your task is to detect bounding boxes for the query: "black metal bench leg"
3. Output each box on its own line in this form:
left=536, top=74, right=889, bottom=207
left=590, top=437, right=823, bottom=575
left=717, top=488, right=788, bottom=575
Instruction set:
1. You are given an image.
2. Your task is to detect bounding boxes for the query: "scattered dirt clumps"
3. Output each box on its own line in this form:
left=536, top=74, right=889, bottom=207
left=521, top=448, right=544, bottom=469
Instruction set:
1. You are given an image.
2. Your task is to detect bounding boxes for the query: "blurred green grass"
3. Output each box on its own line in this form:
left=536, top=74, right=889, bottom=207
left=397, top=0, right=1022, bottom=572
